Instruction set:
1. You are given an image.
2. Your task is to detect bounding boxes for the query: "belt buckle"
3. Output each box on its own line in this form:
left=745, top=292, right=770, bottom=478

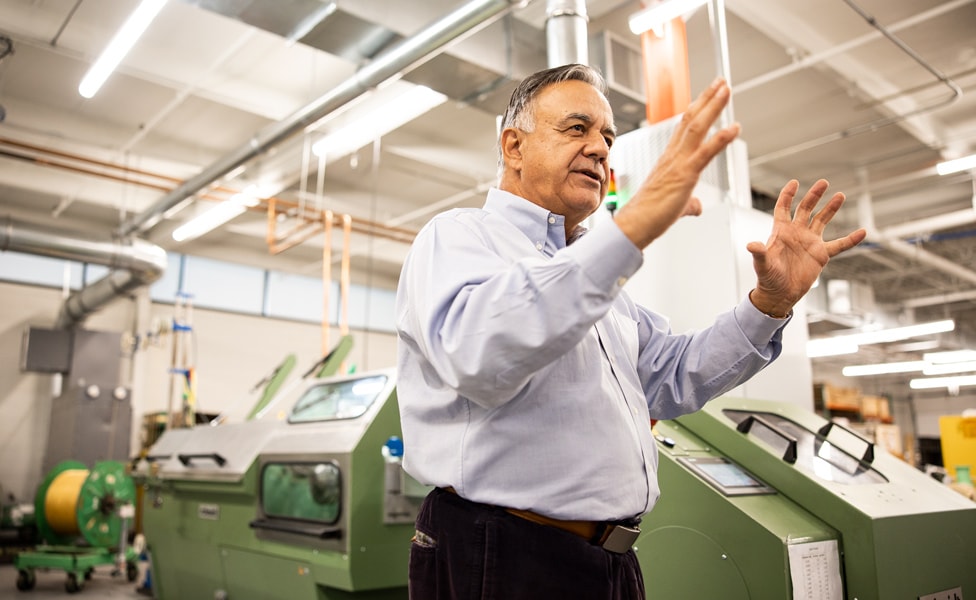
left=600, top=524, right=640, bottom=553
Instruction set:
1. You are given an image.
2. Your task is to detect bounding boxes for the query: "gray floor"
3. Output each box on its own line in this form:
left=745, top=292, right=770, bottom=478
left=0, top=560, right=151, bottom=599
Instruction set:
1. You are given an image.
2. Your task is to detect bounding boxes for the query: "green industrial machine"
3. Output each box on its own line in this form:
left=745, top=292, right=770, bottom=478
left=13, top=460, right=139, bottom=594
left=638, top=396, right=976, bottom=599
left=135, top=366, right=425, bottom=600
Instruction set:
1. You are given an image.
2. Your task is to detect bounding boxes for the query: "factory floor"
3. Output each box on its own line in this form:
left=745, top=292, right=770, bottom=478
left=0, top=561, right=152, bottom=599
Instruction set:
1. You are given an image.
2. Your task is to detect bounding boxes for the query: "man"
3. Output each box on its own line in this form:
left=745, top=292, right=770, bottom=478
left=395, top=63, right=866, bottom=599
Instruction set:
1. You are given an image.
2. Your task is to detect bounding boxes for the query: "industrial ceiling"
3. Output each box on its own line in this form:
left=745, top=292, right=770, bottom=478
left=1, top=0, right=975, bottom=391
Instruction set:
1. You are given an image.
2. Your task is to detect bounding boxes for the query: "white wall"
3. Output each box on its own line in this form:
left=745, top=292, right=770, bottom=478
left=0, top=281, right=397, bottom=501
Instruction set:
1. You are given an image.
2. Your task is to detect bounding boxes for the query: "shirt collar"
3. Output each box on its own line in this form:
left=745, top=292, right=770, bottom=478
left=484, top=188, right=588, bottom=251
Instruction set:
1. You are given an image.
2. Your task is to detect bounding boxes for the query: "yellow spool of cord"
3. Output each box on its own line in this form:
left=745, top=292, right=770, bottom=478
left=44, top=468, right=88, bottom=536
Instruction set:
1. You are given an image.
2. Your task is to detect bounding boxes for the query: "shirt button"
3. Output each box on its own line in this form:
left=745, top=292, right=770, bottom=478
left=548, top=216, right=556, bottom=224
left=536, top=242, right=543, bottom=250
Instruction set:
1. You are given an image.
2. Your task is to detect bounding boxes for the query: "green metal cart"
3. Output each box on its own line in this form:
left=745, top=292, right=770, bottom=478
left=14, top=460, right=139, bottom=594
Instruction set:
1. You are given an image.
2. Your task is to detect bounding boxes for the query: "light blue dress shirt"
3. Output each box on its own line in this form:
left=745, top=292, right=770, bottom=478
left=396, top=188, right=789, bottom=521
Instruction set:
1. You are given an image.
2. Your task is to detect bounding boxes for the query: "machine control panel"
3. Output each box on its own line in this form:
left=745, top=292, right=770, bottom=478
left=677, top=456, right=776, bottom=496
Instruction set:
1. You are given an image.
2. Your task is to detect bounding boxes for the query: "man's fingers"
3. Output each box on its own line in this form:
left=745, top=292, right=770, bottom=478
left=698, top=123, right=740, bottom=167
left=672, top=79, right=733, bottom=152
left=825, top=229, right=868, bottom=257
left=774, top=180, right=799, bottom=222
left=810, top=192, right=846, bottom=234
left=793, top=179, right=829, bottom=225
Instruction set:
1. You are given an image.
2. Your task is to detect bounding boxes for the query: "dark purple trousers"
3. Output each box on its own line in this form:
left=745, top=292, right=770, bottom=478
left=408, top=487, right=645, bottom=600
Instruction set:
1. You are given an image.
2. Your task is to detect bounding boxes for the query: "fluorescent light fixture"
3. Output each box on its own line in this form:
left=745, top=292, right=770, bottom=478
left=312, top=85, right=447, bottom=162
left=936, top=153, right=976, bottom=176
left=910, top=374, right=976, bottom=390
left=923, top=361, right=976, bottom=376
left=629, top=0, right=708, bottom=35
left=842, top=361, right=926, bottom=377
left=807, top=319, right=954, bottom=359
left=172, top=187, right=260, bottom=242
left=79, top=0, right=169, bottom=99
left=806, top=339, right=859, bottom=358
left=888, top=340, right=941, bottom=353
left=845, top=319, right=955, bottom=345
left=923, top=349, right=976, bottom=364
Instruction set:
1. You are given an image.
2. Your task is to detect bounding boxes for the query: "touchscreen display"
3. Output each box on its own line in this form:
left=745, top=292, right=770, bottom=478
left=677, top=457, right=776, bottom=496
left=697, top=461, right=764, bottom=487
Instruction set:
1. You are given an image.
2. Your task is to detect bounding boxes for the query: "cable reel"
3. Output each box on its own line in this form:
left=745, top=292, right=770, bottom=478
left=34, top=460, right=136, bottom=548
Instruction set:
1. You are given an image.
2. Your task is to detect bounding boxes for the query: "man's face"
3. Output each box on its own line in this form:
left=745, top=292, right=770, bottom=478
left=505, top=79, right=616, bottom=226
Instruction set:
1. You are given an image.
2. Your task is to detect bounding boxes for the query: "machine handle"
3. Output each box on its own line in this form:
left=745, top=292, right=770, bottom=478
left=736, top=414, right=798, bottom=464
left=817, top=421, right=875, bottom=465
left=128, top=454, right=170, bottom=471
left=249, top=518, right=342, bottom=539
left=177, top=453, right=227, bottom=467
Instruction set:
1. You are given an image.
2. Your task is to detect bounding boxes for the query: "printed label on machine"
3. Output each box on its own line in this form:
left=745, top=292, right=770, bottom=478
left=788, top=540, right=843, bottom=600
left=198, top=503, right=220, bottom=520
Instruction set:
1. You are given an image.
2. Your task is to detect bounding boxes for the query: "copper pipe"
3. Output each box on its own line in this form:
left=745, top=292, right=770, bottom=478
left=0, top=136, right=240, bottom=195
left=269, top=222, right=323, bottom=255
left=0, top=137, right=419, bottom=243
left=0, top=147, right=231, bottom=202
left=322, top=210, right=334, bottom=355
left=340, top=214, right=352, bottom=338
left=266, top=197, right=277, bottom=248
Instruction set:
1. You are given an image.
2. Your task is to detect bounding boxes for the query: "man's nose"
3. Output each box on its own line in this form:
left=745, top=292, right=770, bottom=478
left=584, top=133, right=610, bottom=160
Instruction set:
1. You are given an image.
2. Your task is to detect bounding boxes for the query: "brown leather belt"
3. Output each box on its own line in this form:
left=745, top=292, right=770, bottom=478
left=442, top=488, right=640, bottom=554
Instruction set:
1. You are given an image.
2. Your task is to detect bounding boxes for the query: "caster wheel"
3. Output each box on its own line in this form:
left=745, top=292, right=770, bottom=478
left=126, top=562, right=139, bottom=582
left=84, top=568, right=94, bottom=580
left=16, top=569, right=36, bottom=591
left=65, top=573, right=83, bottom=594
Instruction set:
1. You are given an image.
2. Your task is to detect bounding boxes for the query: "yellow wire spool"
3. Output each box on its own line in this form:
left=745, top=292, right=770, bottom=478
left=44, top=469, right=88, bottom=536
left=33, top=460, right=136, bottom=547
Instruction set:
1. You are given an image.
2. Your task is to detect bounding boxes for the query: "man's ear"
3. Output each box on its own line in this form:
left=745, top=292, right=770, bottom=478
left=500, top=127, right=523, bottom=171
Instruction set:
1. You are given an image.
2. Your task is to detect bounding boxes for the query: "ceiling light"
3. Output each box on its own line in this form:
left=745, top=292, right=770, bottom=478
left=842, top=361, right=926, bottom=377
left=172, top=187, right=260, bottom=243
left=923, top=361, right=976, bottom=376
left=848, top=319, right=955, bottom=345
left=910, top=374, right=976, bottom=390
left=78, top=0, right=169, bottom=99
left=936, top=153, right=976, bottom=176
left=806, top=339, right=859, bottom=358
left=923, top=349, right=976, bottom=364
left=629, top=0, right=708, bottom=35
left=807, top=319, right=954, bottom=358
left=311, top=85, right=447, bottom=162
left=888, top=340, right=941, bottom=353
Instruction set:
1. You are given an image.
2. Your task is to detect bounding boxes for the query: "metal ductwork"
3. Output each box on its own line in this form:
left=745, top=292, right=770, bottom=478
left=45, top=0, right=600, bottom=326
left=5, top=0, right=532, bottom=328
left=546, top=0, right=589, bottom=67
left=1, top=216, right=167, bottom=328
left=119, top=0, right=530, bottom=238
left=856, top=181, right=976, bottom=309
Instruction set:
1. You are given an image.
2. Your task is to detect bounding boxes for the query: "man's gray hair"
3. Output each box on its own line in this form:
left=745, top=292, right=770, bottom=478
left=496, top=63, right=610, bottom=179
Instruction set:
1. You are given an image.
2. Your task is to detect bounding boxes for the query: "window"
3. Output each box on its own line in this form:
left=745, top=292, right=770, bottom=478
left=261, top=462, right=341, bottom=524
left=182, top=255, right=263, bottom=314
left=289, top=374, right=388, bottom=423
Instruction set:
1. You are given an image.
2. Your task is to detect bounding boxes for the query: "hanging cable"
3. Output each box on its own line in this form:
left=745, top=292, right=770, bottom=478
left=751, top=0, right=963, bottom=166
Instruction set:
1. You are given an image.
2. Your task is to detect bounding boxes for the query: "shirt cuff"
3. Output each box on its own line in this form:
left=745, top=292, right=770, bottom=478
left=735, top=296, right=792, bottom=348
left=566, top=220, right=644, bottom=294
